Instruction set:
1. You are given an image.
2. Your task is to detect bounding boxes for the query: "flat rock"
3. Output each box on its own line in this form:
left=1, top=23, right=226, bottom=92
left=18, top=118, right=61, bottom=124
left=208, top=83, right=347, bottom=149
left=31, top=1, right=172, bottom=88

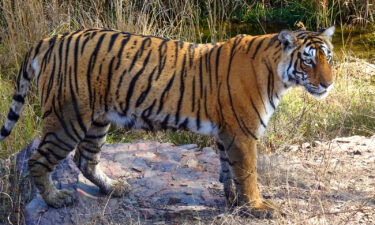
left=16, top=140, right=225, bottom=225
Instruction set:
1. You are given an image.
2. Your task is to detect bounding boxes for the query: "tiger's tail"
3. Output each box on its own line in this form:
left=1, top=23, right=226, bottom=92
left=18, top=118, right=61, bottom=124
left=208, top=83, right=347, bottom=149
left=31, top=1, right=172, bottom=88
left=0, top=50, right=36, bottom=141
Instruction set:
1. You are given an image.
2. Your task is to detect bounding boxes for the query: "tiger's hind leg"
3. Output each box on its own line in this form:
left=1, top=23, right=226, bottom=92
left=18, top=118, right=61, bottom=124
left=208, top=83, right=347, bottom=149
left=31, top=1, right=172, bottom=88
left=73, top=120, right=130, bottom=197
left=28, top=116, right=86, bottom=208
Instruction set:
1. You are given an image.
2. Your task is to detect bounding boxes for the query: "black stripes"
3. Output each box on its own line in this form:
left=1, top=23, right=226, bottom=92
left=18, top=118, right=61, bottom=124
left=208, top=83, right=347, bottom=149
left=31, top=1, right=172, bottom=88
left=79, top=145, right=101, bottom=154
left=226, top=36, right=258, bottom=140
left=136, top=67, right=157, bottom=107
left=156, top=39, right=168, bottom=80
left=216, top=142, right=225, bottom=152
left=265, top=61, right=276, bottom=110
left=33, top=40, right=43, bottom=58
left=220, top=155, right=235, bottom=166
left=246, top=36, right=258, bottom=53
left=1, top=127, right=10, bottom=137
left=73, top=34, right=81, bottom=93
left=141, top=100, right=157, bottom=130
left=105, top=57, right=116, bottom=111
left=108, top=33, right=120, bottom=52
left=29, top=160, right=53, bottom=172
left=92, top=121, right=109, bottom=128
left=115, top=35, right=131, bottom=70
left=191, top=76, right=196, bottom=112
left=178, top=118, right=189, bottom=130
left=124, top=50, right=152, bottom=114
left=13, top=94, right=25, bottom=104
left=175, top=53, right=187, bottom=125
left=69, top=64, right=88, bottom=135
left=7, top=108, right=19, bottom=121
left=214, top=45, right=222, bottom=84
left=85, top=133, right=107, bottom=140
left=128, top=37, right=152, bottom=72
left=252, top=38, right=265, bottom=58
left=157, top=72, right=176, bottom=114
left=87, top=33, right=107, bottom=107
left=250, top=98, right=266, bottom=128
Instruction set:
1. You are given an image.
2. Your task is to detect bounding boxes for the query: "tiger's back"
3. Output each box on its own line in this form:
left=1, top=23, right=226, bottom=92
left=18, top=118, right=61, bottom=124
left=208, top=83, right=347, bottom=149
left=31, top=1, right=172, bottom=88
left=34, top=29, right=223, bottom=136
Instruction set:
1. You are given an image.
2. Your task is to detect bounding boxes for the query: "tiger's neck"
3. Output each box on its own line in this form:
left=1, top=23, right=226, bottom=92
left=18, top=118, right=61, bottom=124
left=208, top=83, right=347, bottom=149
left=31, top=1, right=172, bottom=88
left=203, top=34, right=289, bottom=138
left=163, top=35, right=289, bottom=138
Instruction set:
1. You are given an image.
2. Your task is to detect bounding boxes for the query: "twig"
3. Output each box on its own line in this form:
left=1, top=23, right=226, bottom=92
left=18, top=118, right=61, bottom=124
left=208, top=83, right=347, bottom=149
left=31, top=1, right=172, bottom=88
left=0, top=192, right=14, bottom=225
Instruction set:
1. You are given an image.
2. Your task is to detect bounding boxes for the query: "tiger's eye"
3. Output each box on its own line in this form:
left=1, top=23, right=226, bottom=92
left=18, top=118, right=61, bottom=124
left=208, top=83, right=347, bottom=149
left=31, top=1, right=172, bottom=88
left=304, top=58, right=312, bottom=65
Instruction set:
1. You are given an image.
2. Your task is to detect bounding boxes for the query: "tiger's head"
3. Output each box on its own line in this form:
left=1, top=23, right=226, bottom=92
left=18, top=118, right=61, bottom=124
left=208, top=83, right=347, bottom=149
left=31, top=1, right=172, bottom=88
left=277, top=26, right=335, bottom=98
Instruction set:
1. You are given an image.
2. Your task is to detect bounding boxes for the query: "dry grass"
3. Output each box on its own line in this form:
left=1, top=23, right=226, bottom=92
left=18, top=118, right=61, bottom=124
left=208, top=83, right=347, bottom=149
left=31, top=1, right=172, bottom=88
left=0, top=0, right=374, bottom=224
left=262, top=56, right=375, bottom=151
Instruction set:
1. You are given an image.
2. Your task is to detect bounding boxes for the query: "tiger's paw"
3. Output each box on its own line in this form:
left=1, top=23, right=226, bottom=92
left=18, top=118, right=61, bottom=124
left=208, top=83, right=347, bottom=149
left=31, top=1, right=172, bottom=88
left=237, top=199, right=279, bottom=219
left=43, top=189, right=76, bottom=208
left=102, top=179, right=130, bottom=197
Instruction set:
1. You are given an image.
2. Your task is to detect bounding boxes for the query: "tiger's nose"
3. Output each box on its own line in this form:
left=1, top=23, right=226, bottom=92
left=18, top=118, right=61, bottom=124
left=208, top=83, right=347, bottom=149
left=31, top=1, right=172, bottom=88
left=320, top=81, right=332, bottom=88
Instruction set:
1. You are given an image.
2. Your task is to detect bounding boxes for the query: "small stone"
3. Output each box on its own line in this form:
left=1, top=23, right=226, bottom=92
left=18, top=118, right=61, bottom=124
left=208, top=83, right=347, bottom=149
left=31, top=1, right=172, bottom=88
left=185, top=158, right=198, bottom=168
left=132, top=166, right=143, bottom=172
left=312, top=141, right=322, bottom=147
left=288, top=145, right=299, bottom=152
left=336, top=138, right=351, bottom=143
left=139, top=208, right=156, bottom=219
left=316, top=182, right=326, bottom=190
left=178, top=144, right=198, bottom=150
left=168, top=197, right=181, bottom=204
left=353, top=150, right=362, bottom=155
left=184, top=191, right=193, bottom=195
left=302, top=143, right=311, bottom=148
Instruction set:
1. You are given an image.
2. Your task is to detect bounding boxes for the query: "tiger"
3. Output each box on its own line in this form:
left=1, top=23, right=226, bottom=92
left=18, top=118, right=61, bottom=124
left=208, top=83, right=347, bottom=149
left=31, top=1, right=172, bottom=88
left=0, top=27, right=334, bottom=217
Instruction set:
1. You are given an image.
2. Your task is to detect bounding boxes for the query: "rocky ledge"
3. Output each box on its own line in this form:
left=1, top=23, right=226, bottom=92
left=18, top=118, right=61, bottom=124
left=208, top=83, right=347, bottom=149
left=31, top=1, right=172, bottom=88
left=15, top=140, right=225, bottom=225
left=2, top=135, right=374, bottom=225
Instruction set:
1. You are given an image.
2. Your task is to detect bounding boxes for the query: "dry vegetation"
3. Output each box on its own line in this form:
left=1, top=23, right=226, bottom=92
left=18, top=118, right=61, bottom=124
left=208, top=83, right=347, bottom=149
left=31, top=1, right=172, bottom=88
left=0, top=0, right=374, bottom=224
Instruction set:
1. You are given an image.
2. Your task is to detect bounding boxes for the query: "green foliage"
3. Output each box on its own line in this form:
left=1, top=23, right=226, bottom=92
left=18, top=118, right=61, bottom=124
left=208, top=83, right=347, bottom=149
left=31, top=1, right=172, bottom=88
left=107, top=129, right=213, bottom=148
left=240, top=1, right=325, bottom=29
left=231, top=0, right=375, bottom=31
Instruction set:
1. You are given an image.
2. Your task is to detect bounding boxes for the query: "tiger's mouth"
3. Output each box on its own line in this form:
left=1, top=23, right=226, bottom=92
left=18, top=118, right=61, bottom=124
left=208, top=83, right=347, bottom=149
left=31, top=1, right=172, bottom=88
left=308, top=89, right=328, bottom=98
left=304, top=83, right=333, bottom=99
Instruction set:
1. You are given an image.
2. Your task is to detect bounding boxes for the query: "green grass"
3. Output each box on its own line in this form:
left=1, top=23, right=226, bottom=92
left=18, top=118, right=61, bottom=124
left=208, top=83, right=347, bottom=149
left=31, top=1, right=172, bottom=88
left=0, top=77, right=41, bottom=159
left=107, top=129, right=213, bottom=148
left=242, top=1, right=319, bottom=28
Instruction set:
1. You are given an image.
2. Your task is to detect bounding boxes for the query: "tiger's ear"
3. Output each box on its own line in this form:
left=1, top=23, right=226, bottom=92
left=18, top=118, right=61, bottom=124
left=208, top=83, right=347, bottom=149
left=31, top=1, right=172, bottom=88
left=278, top=30, right=297, bottom=52
left=319, top=26, right=335, bottom=39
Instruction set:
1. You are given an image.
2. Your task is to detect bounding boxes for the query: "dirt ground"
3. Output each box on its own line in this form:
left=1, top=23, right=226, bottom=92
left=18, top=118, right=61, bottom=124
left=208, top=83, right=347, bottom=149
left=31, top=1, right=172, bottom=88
left=178, top=135, right=375, bottom=225
left=247, top=135, right=375, bottom=225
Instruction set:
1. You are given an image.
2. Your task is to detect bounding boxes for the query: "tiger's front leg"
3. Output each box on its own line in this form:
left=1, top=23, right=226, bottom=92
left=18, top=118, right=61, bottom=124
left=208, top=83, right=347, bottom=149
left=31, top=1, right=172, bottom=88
left=218, top=133, right=278, bottom=218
